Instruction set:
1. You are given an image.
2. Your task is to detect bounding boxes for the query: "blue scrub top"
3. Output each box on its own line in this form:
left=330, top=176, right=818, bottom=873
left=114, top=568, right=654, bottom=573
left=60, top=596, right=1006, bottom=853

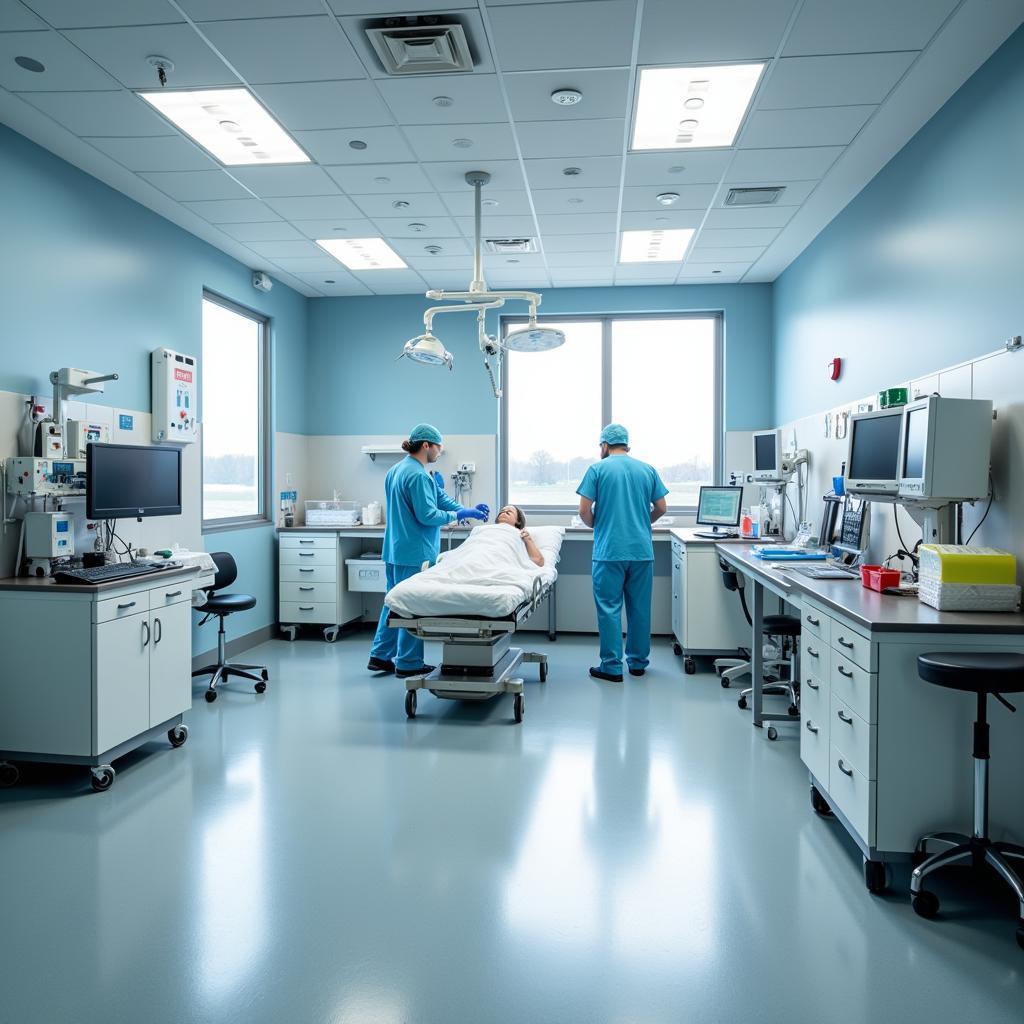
left=577, top=455, right=669, bottom=562
left=382, top=456, right=460, bottom=566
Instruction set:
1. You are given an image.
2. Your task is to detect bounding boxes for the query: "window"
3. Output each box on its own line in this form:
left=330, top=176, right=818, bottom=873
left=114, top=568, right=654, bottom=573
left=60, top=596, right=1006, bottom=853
left=201, top=293, right=269, bottom=529
left=502, top=314, right=721, bottom=510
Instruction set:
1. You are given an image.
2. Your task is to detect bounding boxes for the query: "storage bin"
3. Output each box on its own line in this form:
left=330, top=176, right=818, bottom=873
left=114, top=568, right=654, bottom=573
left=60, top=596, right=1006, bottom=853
left=860, top=565, right=901, bottom=592
left=305, top=500, right=360, bottom=526
left=346, top=559, right=387, bottom=593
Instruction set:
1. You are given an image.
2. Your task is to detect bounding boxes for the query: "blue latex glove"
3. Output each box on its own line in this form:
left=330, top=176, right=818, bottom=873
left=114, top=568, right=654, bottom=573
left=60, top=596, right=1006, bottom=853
left=432, top=470, right=446, bottom=492
left=474, top=503, right=490, bottom=520
left=456, top=507, right=486, bottom=523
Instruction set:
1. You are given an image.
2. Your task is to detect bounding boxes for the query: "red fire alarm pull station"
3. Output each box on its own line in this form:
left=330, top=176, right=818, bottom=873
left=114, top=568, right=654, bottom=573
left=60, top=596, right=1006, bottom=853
left=828, top=357, right=842, bottom=381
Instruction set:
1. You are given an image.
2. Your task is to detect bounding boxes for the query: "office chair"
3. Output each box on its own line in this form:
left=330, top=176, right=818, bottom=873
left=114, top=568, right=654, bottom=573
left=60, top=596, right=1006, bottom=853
left=192, top=552, right=269, bottom=703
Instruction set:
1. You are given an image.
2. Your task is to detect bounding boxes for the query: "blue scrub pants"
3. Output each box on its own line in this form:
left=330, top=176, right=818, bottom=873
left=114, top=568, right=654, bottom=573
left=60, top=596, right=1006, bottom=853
left=592, top=560, right=655, bottom=675
left=370, top=563, right=427, bottom=671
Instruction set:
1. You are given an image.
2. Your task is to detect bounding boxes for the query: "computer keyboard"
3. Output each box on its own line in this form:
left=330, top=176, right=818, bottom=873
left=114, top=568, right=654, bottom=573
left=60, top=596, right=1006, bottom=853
left=54, top=560, right=181, bottom=585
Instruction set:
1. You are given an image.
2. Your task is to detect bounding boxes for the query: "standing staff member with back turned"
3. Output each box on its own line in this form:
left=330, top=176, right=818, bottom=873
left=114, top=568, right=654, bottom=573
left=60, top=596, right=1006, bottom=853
left=577, top=423, right=669, bottom=683
left=368, top=423, right=488, bottom=678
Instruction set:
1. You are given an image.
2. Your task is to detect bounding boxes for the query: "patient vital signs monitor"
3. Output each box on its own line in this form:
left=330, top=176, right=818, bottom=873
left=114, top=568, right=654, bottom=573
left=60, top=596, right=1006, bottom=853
left=845, top=408, right=904, bottom=497
left=694, top=486, right=743, bottom=538
left=752, top=430, right=782, bottom=482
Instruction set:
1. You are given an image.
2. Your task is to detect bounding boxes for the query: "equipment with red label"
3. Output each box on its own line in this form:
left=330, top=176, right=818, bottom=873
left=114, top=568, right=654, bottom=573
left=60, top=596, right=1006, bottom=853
left=152, top=347, right=198, bottom=444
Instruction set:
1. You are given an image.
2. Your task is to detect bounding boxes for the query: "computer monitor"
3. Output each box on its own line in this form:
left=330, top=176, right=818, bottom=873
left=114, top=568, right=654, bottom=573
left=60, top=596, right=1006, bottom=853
left=752, top=429, right=782, bottom=481
left=694, top=486, right=743, bottom=538
left=86, top=443, right=182, bottom=520
left=845, top=408, right=904, bottom=497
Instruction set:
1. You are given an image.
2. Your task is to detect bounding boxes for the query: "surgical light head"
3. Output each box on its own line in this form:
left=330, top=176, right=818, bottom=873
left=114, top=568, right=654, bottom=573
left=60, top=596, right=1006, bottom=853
left=400, top=333, right=454, bottom=371
left=503, top=323, right=566, bottom=353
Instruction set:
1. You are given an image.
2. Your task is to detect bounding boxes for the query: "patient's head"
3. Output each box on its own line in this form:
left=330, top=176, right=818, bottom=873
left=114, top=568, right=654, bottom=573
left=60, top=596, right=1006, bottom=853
left=496, top=505, right=526, bottom=530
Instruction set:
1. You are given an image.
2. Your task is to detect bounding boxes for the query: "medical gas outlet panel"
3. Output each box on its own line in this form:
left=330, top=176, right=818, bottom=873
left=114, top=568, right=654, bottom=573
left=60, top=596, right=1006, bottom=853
left=7, top=458, right=86, bottom=496
left=152, top=347, right=198, bottom=444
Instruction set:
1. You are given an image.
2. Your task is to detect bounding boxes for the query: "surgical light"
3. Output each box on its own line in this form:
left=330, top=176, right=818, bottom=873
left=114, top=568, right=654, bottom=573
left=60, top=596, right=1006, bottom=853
left=400, top=333, right=453, bottom=370
left=504, top=324, right=566, bottom=352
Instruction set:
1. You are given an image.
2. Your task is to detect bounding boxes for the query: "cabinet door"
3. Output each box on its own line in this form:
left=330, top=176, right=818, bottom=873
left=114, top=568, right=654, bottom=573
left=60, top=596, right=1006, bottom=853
left=95, top=612, right=151, bottom=755
left=149, top=600, right=192, bottom=727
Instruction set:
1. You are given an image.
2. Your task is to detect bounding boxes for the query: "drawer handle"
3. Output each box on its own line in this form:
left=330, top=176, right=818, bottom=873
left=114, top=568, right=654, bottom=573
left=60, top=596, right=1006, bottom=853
left=837, top=636, right=854, bottom=649
left=837, top=665, right=854, bottom=678
left=806, top=678, right=819, bottom=691
left=837, top=758, right=854, bottom=777
left=165, top=590, right=182, bottom=599
left=837, top=709, right=853, bottom=724
left=805, top=720, right=819, bottom=734
left=299, top=605, right=314, bottom=611
left=117, top=601, right=136, bottom=610
left=299, top=568, right=315, bottom=573
left=806, top=615, right=820, bottom=627
left=806, top=646, right=819, bottom=659
left=299, top=586, right=315, bottom=592
left=299, top=552, right=315, bottom=557
left=299, top=539, right=315, bottom=544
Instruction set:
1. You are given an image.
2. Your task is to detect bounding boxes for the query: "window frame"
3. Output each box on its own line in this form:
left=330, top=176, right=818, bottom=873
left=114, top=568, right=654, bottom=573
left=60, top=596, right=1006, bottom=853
left=499, top=311, right=723, bottom=514
left=200, top=290, right=272, bottom=533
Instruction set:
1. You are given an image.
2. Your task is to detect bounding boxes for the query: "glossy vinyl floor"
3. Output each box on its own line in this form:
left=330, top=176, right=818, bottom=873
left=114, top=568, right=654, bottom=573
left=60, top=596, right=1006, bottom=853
left=2, top=633, right=1023, bottom=1023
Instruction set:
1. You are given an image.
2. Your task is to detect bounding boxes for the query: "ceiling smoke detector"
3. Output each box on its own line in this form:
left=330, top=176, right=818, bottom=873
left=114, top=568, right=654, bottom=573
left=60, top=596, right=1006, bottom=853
left=551, top=88, right=583, bottom=106
left=366, top=17, right=474, bottom=75
left=484, top=238, right=538, bottom=254
left=725, top=186, right=786, bottom=206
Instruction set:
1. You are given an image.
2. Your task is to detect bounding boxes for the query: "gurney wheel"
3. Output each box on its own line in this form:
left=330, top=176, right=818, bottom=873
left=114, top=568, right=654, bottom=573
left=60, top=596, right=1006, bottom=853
left=405, top=690, right=417, bottom=719
left=513, top=693, right=524, bottom=723
left=684, top=658, right=696, bottom=674
left=539, top=661, right=548, bottom=683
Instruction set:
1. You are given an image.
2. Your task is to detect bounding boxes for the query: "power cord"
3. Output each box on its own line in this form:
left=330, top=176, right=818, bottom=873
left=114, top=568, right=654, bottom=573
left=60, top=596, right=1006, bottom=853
left=965, top=474, right=995, bottom=545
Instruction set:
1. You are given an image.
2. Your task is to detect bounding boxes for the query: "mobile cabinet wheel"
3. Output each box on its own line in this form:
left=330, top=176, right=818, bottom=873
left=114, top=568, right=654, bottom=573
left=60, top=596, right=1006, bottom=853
left=513, top=693, right=524, bottom=723
left=539, top=661, right=548, bottom=682
left=911, top=890, right=940, bottom=919
left=255, top=681, right=267, bottom=694
left=684, top=658, right=696, bottom=675
left=737, top=695, right=747, bottom=710
left=864, top=859, right=888, bottom=894
left=672, top=643, right=682, bottom=656
left=767, top=726, right=778, bottom=740
left=720, top=676, right=731, bottom=689
left=0, top=761, right=20, bottom=788
left=788, top=704, right=800, bottom=717
left=90, top=766, right=115, bottom=792
left=809, top=785, right=833, bottom=817
left=405, top=690, right=417, bottom=719
left=205, top=689, right=217, bottom=703
left=167, top=724, right=188, bottom=748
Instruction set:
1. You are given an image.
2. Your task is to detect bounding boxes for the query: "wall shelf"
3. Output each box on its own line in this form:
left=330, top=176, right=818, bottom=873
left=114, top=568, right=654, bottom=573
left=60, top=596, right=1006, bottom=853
left=361, top=444, right=405, bottom=462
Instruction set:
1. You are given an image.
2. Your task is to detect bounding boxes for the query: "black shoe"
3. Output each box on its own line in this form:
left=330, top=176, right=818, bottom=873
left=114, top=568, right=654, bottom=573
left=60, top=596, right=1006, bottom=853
left=396, top=664, right=436, bottom=679
left=367, top=657, right=395, bottom=674
left=590, top=667, right=624, bottom=683
left=628, top=667, right=646, bottom=677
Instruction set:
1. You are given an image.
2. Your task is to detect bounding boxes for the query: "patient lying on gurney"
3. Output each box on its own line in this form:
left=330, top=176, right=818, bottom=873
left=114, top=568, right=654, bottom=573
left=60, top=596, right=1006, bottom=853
left=496, top=504, right=545, bottom=566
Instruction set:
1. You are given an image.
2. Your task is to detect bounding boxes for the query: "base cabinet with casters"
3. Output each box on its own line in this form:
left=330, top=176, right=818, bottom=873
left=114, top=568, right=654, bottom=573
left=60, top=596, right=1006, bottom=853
left=0, top=569, right=199, bottom=792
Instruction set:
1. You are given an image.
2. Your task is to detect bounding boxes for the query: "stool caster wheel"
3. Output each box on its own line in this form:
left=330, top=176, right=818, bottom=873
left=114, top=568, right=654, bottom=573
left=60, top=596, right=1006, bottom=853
left=90, top=766, right=115, bottom=792
left=205, top=689, right=217, bottom=703
left=672, top=643, right=682, bottom=656
left=737, top=695, right=747, bottom=709
left=255, top=681, right=267, bottom=694
left=912, top=890, right=940, bottom=919
left=167, top=724, right=188, bottom=748
left=0, top=761, right=20, bottom=788
left=684, top=658, right=696, bottom=675
left=513, top=693, right=524, bottom=723
left=788, top=704, right=800, bottom=717
left=864, top=859, right=888, bottom=894
left=767, top=726, right=778, bottom=740
left=810, top=785, right=833, bottom=817
left=405, top=690, right=417, bottom=719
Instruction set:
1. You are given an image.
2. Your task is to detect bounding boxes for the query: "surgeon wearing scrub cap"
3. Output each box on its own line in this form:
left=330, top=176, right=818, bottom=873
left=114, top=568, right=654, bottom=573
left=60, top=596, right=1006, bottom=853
left=577, top=423, right=669, bottom=683
left=368, top=423, right=490, bottom=677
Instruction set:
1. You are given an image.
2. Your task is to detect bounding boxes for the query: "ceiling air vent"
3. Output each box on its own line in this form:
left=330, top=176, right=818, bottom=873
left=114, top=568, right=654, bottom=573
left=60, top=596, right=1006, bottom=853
left=484, top=238, right=537, bottom=254
left=366, top=17, right=474, bottom=75
left=725, top=186, right=785, bottom=207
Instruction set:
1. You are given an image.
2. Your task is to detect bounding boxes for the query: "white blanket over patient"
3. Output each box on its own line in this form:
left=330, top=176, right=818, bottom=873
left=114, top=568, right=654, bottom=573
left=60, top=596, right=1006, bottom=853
left=385, top=523, right=563, bottom=619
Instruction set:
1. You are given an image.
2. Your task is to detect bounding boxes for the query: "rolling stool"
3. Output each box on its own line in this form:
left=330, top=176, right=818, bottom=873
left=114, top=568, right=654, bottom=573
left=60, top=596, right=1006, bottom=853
left=910, top=652, right=1024, bottom=950
left=737, top=614, right=801, bottom=722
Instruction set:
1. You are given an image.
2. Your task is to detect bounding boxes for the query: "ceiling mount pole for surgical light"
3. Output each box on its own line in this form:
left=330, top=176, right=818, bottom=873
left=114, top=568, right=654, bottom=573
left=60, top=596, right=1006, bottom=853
left=467, top=170, right=490, bottom=294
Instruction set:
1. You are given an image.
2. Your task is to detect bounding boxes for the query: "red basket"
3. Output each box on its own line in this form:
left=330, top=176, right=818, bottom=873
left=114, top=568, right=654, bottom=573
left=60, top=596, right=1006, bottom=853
left=860, top=565, right=901, bottom=592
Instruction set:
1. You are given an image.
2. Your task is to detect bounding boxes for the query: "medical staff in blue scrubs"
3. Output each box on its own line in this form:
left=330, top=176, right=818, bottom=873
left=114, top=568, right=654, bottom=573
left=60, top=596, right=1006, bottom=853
left=368, top=423, right=489, bottom=677
left=577, top=424, right=669, bottom=683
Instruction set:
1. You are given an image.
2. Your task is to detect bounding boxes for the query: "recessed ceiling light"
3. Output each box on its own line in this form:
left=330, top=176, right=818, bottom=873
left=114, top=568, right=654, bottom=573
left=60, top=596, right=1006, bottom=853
left=392, top=200, right=410, bottom=209
left=424, top=245, right=443, bottom=254
left=407, top=222, right=427, bottom=232
left=678, top=119, right=699, bottom=129
left=433, top=95, right=454, bottom=107
left=631, top=63, right=764, bottom=150
left=15, top=56, right=45, bottom=73
left=452, top=138, right=473, bottom=148
left=374, top=176, right=391, bottom=184
left=482, top=199, right=499, bottom=207
left=551, top=88, right=583, bottom=106
left=349, top=139, right=367, bottom=150
left=656, top=193, right=679, bottom=206
left=316, top=237, right=407, bottom=271
left=136, top=88, right=309, bottom=165
left=619, top=228, right=693, bottom=263
left=324, top=279, right=335, bottom=284
left=562, top=166, right=582, bottom=176
left=684, top=97, right=704, bottom=110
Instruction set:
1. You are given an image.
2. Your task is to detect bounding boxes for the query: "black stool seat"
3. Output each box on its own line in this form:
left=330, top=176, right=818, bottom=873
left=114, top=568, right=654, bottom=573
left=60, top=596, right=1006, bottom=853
left=203, top=593, right=257, bottom=614
left=917, top=652, right=1024, bottom=694
left=763, top=614, right=801, bottom=638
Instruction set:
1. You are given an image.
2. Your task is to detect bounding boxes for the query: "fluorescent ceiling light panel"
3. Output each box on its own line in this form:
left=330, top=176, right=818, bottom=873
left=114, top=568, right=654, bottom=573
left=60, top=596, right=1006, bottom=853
left=631, top=64, right=764, bottom=150
left=137, top=88, right=309, bottom=166
left=316, top=237, right=407, bottom=270
left=619, top=228, right=694, bottom=263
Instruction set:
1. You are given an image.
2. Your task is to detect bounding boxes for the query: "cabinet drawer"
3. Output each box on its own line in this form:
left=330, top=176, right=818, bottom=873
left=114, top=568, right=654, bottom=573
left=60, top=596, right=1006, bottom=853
left=280, top=534, right=336, bottom=549
left=279, top=562, right=337, bottom=584
left=830, top=693, right=876, bottom=780
left=830, top=648, right=876, bottom=722
left=830, top=621, right=875, bottom=672
left=280, top=601, right=337, bottom=624
left=801, top=711, right=830, bottom=784
left=801, top=604, right=830, bottom=647
left=829, top=747, right=875, bottom=846
left=95, top=591, right=149, bottom=624
left=280, top=547, right=337, bottom=567
left=280, top=582, right=336, bottom=604
left=803, top=635, right=828, bottom=674
left=801, top=668, right=828, bottom=721
left=150, top=581, right=192, bottom=609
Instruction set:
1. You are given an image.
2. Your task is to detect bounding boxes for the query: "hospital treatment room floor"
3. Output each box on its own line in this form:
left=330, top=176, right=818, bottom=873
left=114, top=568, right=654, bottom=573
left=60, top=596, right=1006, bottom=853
left=2, top=635, right=1022, bottom=1024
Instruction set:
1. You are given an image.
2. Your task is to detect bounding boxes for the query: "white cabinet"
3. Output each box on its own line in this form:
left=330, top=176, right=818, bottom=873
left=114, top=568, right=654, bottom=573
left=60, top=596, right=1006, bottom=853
left=149, top=599, right=192, bottom=727
left=278, top=532, right=364, bottom=641
left=95, top=610, right=151, bottom=754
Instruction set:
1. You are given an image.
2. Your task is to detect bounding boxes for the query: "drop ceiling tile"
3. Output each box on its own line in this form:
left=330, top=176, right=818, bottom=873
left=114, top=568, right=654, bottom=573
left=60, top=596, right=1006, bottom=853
left=200, top=17, right=364, bottom=84
left=62, top=25, right=238, bottom=89
left=551, top=270, right=615, bottom=285
left=293, top=271, right=373, bottom=296
left=23, top=0, right=182, bottom=27
left=269, top=256, right=353, bottom=272
left=419, top=271, right=479, bottom=292
left=639, top=0, right=796, bottom=62
left=696, top=227, right=779, bottom=247
left=440, top=189, right=533, bottom=216
left=0, top=30, right=121, bottom=91
left=619, top=210, right=703, bottom=230
left=140, top=169, right=252, bottom=201
left=264, top=195, right=363, bottom=219
left=181, top=0, right=326, bottom=18
left=741, top=105, right=875, bottom=149
left=402, top=122, right=518, bottom=162
left=376, top=74, right=508, bottom=126
left=516, top=118, right=624, bottom=159
left=687, top=245, right=765, bottom=262
left=326, top=163, right=435, bottom=194
left=245, top=239, right=327, bottom=259
left=679, top=262, right=751, bottom=276
left=391, top=238, right=471, bottom=259
left=531, top=187, right=619, bottom=214
left=370, top=216, right=462, bottom=238
left=351, top=193, right=449, bottom=219
left=718, top=178, right=817, bottom=205
left=613, top=276, right=676, bottom=286
left=677, top=268, right=746, bottom=283
left=257, top=81, right=393, bottom=131
left=83, top=135, right=216, bottom=172
left=488, top=1, right=636, bottom=72
left=728, top=147, right=842, bottom=181
left=524, top=155, right=621, bottom=190
left=290, top=218, right=378, bottom=238
left=545, top=251, right=615, bottom=267
left=424, top=160, right=526, bottom=192
left=621, top=184, right=716, bottom=211
left=349, top=269, right=427, bottom=295
left=504, top=68, right=630, bottom=122
left=487, top=270, right=550, bottom=288
left=0, top=1, right=45, bottom=29
left=294, top=127, right=415, bottom=164
left=454, top=214, right=536, bottom=236
left=702, top=205, right=795, bottom=229
left=537, top=212, right=618, bottom=234
left=16, top=90, right=171, bottom=136
left=783, top=0, right=958, bottom=56
left=541, top=233, right=615, bottom=252
left=613, top=263, right=684, bottom=280
left=328, top=0, right=475, bottom=13
left=484, top=251, right=548, bottom=268
left=229, top=166, right=341, bottom=198
left=184, top=198, right=282, bottom=222
left=624, top=151, right=732, bottom=187
left=219, top=221, right=306, bottom=242
left=757, top=52, right=917, bottom=109
left=405, top=254, right=475, bottom=270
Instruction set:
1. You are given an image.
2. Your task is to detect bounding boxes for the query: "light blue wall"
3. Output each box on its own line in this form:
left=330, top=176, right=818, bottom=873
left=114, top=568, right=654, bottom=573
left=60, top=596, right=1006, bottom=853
left=307, top=284, right=774, bottom=435
left=773, top=24, right=1024, bottom=424
left=0, top=124, right=309, bottom=645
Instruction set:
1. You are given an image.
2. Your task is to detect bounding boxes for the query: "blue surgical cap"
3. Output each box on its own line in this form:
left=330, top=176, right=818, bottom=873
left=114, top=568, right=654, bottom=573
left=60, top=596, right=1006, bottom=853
left=600, top=423, right=629, bottom=446
left=410, top=423, right=443, bottom=445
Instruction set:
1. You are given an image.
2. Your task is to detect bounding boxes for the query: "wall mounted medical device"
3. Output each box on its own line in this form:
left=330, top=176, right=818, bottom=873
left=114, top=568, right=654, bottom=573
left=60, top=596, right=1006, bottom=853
left=65, top=419, right=110, bottom=458
left=6, top=457, right=86, bottom=496
left=399, top=171, right=565, bottom=398
left=24, top=511, right=75, bottom=576
left=152, top=347, right=198, bottom=444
